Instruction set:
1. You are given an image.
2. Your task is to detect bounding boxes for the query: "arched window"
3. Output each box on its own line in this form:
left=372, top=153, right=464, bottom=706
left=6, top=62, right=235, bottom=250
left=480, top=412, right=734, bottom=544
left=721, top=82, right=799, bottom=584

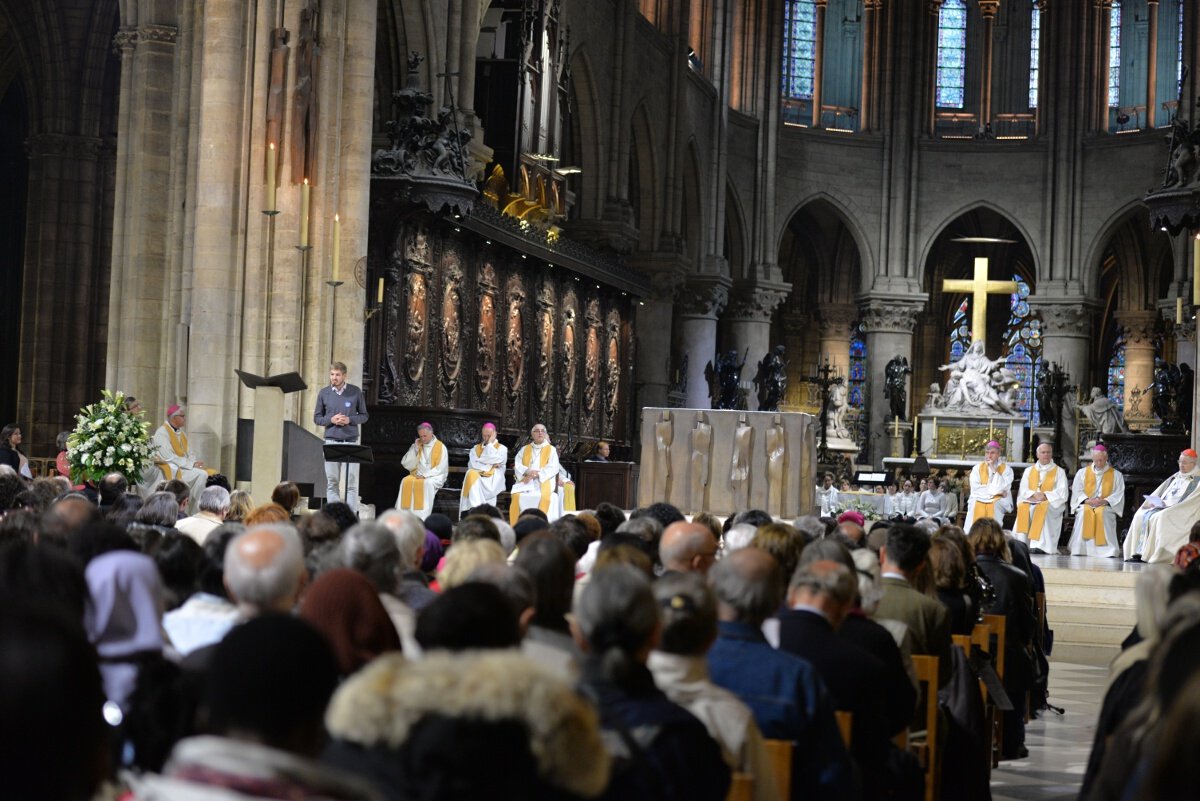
left=936, top=0, right=968, bottom=108
left=1002, top=275, right=1042, bottom=424
left=1029, top=3, right=1041, bottom=109
left=1108, top=2, right=1122, bottom=109
left=783, top=0, right=817, bottom=100
left=1108, top=332, right=1126, bottom=406
left=949, top=298, right=971, bottom=363
left=849, top=323, right=867, bottom=410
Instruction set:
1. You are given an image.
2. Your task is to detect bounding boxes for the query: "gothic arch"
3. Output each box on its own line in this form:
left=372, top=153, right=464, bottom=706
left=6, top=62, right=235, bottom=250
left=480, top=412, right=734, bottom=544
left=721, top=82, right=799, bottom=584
left=725, top=181, right=748, bottom=279
left=1082, top=201, right=1173, bottom=302
left=917, top=200, right=1043, bottom=286
left=566, top=46, right=604, bottom=220
left=629, top=100, right=660, bottom=250
left=777, top=191, right=873, bottom=291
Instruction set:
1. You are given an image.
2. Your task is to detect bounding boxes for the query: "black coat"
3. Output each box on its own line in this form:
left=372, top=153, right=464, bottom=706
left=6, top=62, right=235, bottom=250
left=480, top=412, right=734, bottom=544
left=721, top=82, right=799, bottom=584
left=975, top=553, right=1037, bottom=695
left=838, top=611, right=918, bottom=738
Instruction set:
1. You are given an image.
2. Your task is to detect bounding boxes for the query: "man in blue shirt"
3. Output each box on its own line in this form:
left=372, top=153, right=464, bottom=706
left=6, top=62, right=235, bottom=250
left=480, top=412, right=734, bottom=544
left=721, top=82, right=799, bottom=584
left=707, top=547, right=857, bottom=801
left=313, top=361, right=369, bottom=513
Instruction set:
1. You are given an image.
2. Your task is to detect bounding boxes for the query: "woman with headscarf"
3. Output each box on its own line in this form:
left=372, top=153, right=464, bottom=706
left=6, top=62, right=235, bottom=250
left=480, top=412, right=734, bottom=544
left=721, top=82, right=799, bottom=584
left=84, top=550, right=166, bottom=711
left=299, top=568, right=401, bottom=677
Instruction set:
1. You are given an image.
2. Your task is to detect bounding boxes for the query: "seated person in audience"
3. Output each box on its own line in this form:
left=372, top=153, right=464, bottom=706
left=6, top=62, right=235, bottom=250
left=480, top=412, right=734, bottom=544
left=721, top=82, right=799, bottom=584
left=85, top=550, right=166, bottom=713
left=648, top=572, right=780, bottom=801
left=132, top=615, right=376, bottom=801
left=163, top=523, right=242, bottom=656
left=415, top=582, right=522, bottom=652
left=377, top=509, right=437, bottom=612
left=575, top=564, right=730, bottom=801
left=929, top=536, right=976, bottom=635
left=707, top=547, right=855, bottom=801
left=324, top=648, right=609, bottom=801
left=515, top=534, right=581, bottom=679
left=175, top=485, right=230, bottom=545
left=338, top=521, right=419, bottom=655
left=299, top=568, right=401, bottom=677
left=874, top=525, right=952, bottom=688
left=659, top=520, right=721, bottom=576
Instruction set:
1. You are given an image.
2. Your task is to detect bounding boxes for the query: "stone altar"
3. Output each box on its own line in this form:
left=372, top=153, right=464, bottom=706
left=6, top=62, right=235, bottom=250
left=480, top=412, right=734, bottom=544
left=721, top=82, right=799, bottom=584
left=638, top=408, right=819, bottom=518
left=916, top=413, right=1027, bottom=464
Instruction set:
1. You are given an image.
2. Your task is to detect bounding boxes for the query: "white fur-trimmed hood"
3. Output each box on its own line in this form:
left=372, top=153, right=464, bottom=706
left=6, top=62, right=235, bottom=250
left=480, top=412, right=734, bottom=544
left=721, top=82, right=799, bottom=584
left=325, top=650, right=610, bottom=797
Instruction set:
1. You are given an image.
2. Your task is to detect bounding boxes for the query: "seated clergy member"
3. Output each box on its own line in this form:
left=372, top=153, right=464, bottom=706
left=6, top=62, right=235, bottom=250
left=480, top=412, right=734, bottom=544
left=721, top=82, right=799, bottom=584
left=143, top=404, right=210, bottom=510
left=509, top=423, right=561, bottom=524
left=460, top=423, right=508, bottom=513
left=1014, top=443, right=1069, bottom=554
left=397, top=422, right=448, bottom=521
left=1068, top=444, right=1124, bottom=559
left=967, top=440, right=1014, bottom=525
left=1123, top=448, right=1200, bottom=563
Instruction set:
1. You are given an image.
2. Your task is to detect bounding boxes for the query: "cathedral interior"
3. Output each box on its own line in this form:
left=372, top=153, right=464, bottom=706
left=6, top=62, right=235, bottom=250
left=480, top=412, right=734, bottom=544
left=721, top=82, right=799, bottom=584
left=1, top=0, right=1197, bottom=480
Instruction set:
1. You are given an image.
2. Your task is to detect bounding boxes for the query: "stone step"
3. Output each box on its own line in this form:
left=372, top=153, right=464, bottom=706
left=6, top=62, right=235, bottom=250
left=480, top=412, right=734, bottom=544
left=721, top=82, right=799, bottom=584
left=1050, top=640, right=1118, bottom=668
left=1052, top=620, right=1130, bottom=646
left=1050, top=603, right=1136, bottom=627
left=1039, top=568, right=1138, bottom=589
left=1043, top=582, right=1137, bottom=607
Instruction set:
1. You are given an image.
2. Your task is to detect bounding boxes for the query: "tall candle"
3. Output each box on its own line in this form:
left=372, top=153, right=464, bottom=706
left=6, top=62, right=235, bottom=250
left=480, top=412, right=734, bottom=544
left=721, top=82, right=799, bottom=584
left=377, top=277, right=384, bottom=304
left=332, top=214, right=340, bottom=281
left=1178, top=296, right=1184, bottom=326
left=913, top=418, right=919, bottom=450
left=299, top=179, right=311, bottom=247
left=1194, top=234, right=1200, bottom=306
left=266, top=143, right=277, bottom=211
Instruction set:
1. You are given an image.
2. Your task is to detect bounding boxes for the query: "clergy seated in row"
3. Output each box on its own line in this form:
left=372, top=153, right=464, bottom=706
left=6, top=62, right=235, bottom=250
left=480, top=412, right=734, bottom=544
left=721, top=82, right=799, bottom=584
left=459, top=423, right=507, bottom=514
left=967, top=441, right=1014, bottom=526
left=1123, top=448, right=1200, bottom=563
left=1068, top=444, right=1125, bottom=558
left=141, top=404, right=213, bottom=512
left=1013, top=443, right=1069, bottom=554
left=396, top=422, right=448, bottom=521
left=509, top=423, right=563, bottom=524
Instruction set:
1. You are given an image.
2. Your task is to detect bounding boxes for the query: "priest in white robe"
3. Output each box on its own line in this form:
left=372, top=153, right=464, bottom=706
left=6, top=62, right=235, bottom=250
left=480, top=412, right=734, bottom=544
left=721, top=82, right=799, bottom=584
left=509, top=423, right=562, bottom=524
left=1123, top=448, right=1200, bottom=563
left=1068, top=444, right=1125, bottom=558
left=816, top=473, right=839, bottom=516
left=142, top=405, right=210, bottom=510
left=397, top=422, right=449, bottom=521
left=966, top=441, right=1014, bottom=526
left=1013, top=443, right=1069, bottom=553
left=459, top=422, right=508, bottom=513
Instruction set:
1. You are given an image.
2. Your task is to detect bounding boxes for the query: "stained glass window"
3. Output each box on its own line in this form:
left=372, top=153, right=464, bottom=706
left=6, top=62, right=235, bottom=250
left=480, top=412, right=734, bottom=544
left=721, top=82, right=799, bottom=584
left=1029, top=4, right=1041, bottom=109
left=937, top=0, right=967, bottom=108
left=950, top=298, right=971, bottom=363
left=1108, top=3, right=1122, bottom=108
left=1108, top=332, right=1126, bottom=406
left=849, top=323, right=867, bottom=409
left=1179, top=0, right=1186, bottom=88
left=782, top=0, right=817, bottom=100
left=1002, top=275, right=1042, bottom=424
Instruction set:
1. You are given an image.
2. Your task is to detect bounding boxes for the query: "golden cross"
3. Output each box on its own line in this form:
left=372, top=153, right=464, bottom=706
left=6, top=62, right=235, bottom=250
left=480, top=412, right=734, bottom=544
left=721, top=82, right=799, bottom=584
left=941, top=257, right=1018, bottom=344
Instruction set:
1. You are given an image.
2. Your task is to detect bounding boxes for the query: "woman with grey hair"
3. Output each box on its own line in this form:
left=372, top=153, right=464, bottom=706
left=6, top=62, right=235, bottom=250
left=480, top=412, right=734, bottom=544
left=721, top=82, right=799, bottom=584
left=127, top=491, right=181, bottom=551
left=575, top=565, right=730, bottom=801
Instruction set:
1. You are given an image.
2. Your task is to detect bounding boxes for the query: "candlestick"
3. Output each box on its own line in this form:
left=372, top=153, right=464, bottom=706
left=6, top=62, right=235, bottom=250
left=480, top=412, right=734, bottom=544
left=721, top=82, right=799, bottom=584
left=299, top=179, right=311, bottom=247
left=893, top=415, right=900, bottom=437
left=912, top=417, right=920, bottom=457
left=1194, top=233, right=1199, bottom=306
left=1178, top=296, right=1184, bottom=326
left=932, top=417, right=938, bottom=457
left=265, top=143, right=277, bottom=212
left=332, top=213, right=340, bottom=281
left=377, top=277, right=384, bottom=305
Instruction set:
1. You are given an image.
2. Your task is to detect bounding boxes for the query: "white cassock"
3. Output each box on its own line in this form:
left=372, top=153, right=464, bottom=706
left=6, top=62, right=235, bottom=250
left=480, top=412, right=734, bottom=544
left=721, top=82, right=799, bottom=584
left=1070, top=465, right=1125, bottom=558
left=915, top=490, right=950, bottom=521
left=397, top=438, right=449, bottom=521
left=509, top=441, right=562, bottom=524
left=1122, top=468, right=1200, bottom=563
left=142, top=423, right=209, bottom=508
left=459, top=440, right=509, bottom=513
left=1012, top=462, right=1069, bottom=552
left=966, top=460, right=1014, bottom=526
left=893, top=491, right=919, bottom=519
left=817, top=486, right=838, bottom=516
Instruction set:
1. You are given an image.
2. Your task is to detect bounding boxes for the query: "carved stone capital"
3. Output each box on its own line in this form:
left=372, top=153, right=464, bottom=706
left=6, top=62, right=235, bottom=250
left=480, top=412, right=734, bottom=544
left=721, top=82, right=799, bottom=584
left=112, top=23, right=178, bottom=56
left=977, top=0, right=1000, bottom=19
left=725, top=284, right=790, bottom=323
left=1030, top=299, right=1097, bottom=338
left=1115, top=310, right=1161, bottom=349
left=928, top=0, right=944, bottom=13
left=113, top=27, right=138, bottom=56
left=25, top=133, right=105, bottom=161
left=1176, top=323, right=1196, bottom=344
left=818, top=304, right=858, bottom=340
left=858, top=297, right=924, bottom=334
left=676, top=276, right=731, bottom=320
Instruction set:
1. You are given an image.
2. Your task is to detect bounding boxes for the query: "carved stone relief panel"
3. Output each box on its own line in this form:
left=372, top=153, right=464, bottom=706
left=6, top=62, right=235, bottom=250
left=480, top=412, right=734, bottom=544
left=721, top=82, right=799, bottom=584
left=584, top=298, right=601, bottom=424
left=440, top=251, right=464, bottom=399
left=505, top=275, right=527, bottom=405
left=476, top=262, right=499, bottom=402
left=377, top=236, right=405, bottom=404
left=604, top=308, right=621, bottom=428
left=536, top=281, right=556, bottom=411
left=560, top=286, right=578, bottom=410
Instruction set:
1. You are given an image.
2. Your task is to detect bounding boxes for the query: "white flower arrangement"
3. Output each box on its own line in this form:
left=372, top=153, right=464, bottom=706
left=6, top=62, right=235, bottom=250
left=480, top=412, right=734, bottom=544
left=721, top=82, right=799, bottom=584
left=831, top=498, right=883, bottom=522
left=67, top=390, right=152, bottom=485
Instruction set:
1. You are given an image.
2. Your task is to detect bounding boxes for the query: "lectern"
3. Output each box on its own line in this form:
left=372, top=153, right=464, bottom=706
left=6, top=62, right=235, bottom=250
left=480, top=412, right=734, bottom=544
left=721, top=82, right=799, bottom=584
left=235, top=369, right=307, bottom=503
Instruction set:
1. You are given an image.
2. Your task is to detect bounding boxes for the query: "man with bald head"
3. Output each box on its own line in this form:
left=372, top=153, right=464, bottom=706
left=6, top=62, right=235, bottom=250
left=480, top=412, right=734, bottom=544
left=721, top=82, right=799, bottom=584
left=223, top=524, right=308, bottom=616
left=707, top=548, right=853, bottom=801
left=1014, top=442, right=1068, bottom=554
left=659, top=521, right=720, bottom=575
left=1124, top=448, right=1200, bottom=563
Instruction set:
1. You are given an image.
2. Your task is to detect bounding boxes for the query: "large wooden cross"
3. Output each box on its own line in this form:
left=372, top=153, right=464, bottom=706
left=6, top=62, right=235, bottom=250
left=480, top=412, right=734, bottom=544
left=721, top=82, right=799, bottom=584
left=942, top=257, right=1018, bottom=344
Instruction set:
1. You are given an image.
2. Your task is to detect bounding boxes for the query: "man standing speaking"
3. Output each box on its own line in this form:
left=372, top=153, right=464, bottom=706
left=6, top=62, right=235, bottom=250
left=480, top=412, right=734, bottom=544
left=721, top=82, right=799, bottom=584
left=313, top=361, right=368, bottom=513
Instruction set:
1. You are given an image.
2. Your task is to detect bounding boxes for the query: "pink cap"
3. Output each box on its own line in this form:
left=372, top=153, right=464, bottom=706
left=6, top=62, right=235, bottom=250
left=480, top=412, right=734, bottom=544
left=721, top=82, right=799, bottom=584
left=837, top=510, right=865, bottom=526
left=417, top=422, right=433, bottom=430
left=1092, top=443, right=1108, bottom=452
left=985, top=440, right=1001, bottom=450
left=167, top=404, right=182, bottom=417
left=482, top=422, right=497, bottom=430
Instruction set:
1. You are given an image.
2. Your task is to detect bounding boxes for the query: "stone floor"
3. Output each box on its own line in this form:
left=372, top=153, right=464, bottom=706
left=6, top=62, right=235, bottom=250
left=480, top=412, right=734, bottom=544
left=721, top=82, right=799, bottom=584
left=990, top=661, right=1106, bottom=801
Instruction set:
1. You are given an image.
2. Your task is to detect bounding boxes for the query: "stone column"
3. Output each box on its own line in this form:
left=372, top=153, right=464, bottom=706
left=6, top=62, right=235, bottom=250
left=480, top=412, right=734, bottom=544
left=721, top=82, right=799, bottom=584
left=978, top=0, right=999, bottom=132
left=1116, top=310, right=1160, bottom=430
left=1032, top=299, right=1096, bottom=388
left=633, top=267, right=684, bottom=410
left=860, top=0, right=879, bottom=132
left=725, top=284, right=790, bottom=410
left=677, top=276, right=732, bottom=408
left=782, top=312, right=812, bottom=407
left=860, top=298, right=924, bottom=467
left=1147, top=0, right=1159, bottom=129
left=927, top=1, right=943, bottom=136
left=818, top=304, right=857, bottom=377
left=1096, top=1, right=1113, bottom=131
left=811, top=0, right=828, bottom=127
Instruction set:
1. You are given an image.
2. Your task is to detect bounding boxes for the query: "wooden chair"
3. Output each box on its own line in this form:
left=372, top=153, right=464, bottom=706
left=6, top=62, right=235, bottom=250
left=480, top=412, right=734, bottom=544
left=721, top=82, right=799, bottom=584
left=955, top=627, right=996, bottom=780
left=724, top=772, right=753, bottom=801
left=835, top=710, right=853, bottom=749
left=763, top=739, right=793, bottom=801
left=908, top=654, right=940, bottom=801
left=982, top=614, right=1008, bottom=767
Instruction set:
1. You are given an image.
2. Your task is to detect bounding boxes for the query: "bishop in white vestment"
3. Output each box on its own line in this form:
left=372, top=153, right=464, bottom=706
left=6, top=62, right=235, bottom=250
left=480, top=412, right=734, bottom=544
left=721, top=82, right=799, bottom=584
left=397, top=422, right=449, bottom=521
left=460, top=422, right=508, bottom=513
left=509, top=423, right=562, bottom=524
left=966, top=441, right=1014, bottom=526
left=1123, top=449, right=1200, bottom=563
left=1013, top=443, right=1069, bottom=553
left=142, top=404, right=210, bottom=509
left=1068, top=444, right=1125, bottom=558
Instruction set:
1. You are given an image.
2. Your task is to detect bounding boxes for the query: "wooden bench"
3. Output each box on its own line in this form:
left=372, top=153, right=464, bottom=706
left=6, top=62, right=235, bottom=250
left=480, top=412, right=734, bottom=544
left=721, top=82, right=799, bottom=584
left=835, top=710, right=853, bottom=749
left=909, top=654, right=940, bottom=801
left=762, top=739, right=793, bottom=801
left=724, top=772, right=753, bottom=801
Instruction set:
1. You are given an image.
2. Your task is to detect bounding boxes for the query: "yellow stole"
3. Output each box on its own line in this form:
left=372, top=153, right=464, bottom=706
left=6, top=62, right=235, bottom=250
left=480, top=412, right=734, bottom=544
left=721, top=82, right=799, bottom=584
left=971, top=462, right=1007, bottom=523
left=400, top=440, right=445, bottom=511
left=165, top=425, right=188, bottom=459
left=1081, top=466, right=1116, bottom=546
left=462, top=442, right=500, bottom=499
left=509, top=444, right=552, bottom=524
left=1015, top=465, right=1058, bottom=535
